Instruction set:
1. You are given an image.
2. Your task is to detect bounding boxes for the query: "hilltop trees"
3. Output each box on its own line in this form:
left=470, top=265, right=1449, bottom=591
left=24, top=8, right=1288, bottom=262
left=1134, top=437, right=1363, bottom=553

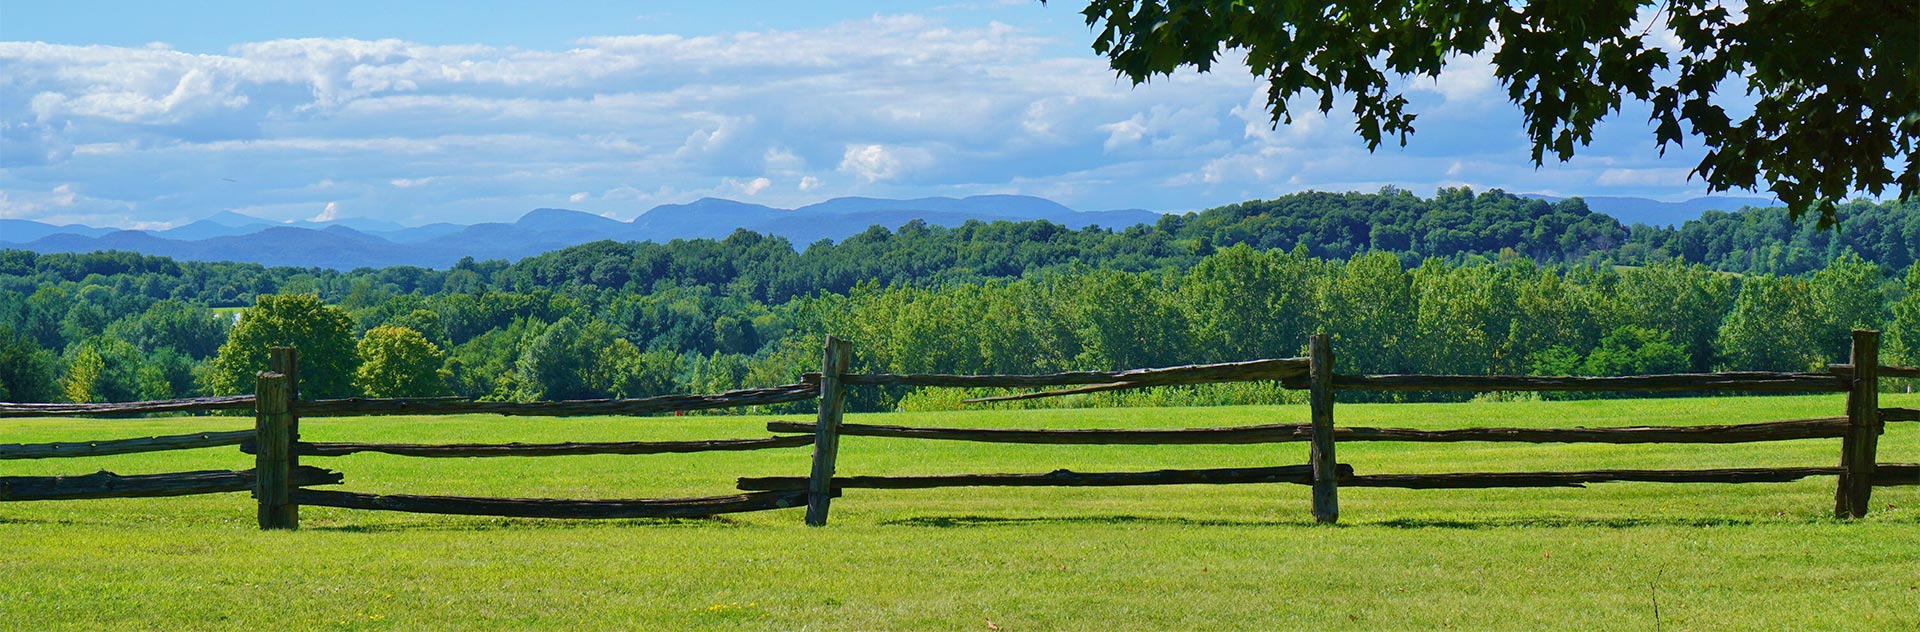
left=207, top=294, right=358, bottom=398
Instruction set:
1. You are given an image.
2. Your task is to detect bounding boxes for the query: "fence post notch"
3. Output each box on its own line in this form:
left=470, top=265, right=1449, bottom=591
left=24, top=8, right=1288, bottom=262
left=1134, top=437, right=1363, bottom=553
left=1836, top=329, right=1880, bottom=519
left=255, top=370, right=296, bottom=529
left=805, top=336, right=853, bottom=526
left=1308, top=333, right=1339, bottom=523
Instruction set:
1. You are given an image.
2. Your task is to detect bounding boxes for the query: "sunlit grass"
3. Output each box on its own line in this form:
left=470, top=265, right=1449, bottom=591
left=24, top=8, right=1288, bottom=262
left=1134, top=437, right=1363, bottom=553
left=3, top=394, right=1916, bottom=630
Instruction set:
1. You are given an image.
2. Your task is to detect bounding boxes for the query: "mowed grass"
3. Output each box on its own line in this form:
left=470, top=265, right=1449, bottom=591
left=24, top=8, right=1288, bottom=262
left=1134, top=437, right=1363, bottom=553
left=3, top=394, right=1918, bottom=631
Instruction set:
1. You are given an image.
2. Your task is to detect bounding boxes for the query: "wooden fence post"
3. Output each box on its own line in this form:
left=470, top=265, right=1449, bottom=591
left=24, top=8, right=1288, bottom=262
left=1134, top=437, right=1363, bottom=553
left=255, top=371, right=296, bottom=529
left=1836, top=329, right=1880, bottom=519
left=1308, top=333, right=1339, bottom=523
left=805, top=336, right=852, bottom=526
left=268, top=346, right=300, bottom=525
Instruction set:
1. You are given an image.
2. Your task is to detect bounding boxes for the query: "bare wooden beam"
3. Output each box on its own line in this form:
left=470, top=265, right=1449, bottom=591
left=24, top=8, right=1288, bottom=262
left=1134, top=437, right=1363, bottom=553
left=292, top=489, right=811, bottom=519
left=1837, top=330, right=1881, bottom=519
left=1308, top=332, right=1338, bottom=523
left=1873, top=464, right=1919, bottom=487
left=297, top=383, right=818, bottom=418
left=839, top=358, right=1310, bottom=389
left=739, top=464, right=1348, bottom=491
left=1882, top=408, right=1920, bottom=423
left=1331, top=372, right=1849, bottom=393
left=0, top=396, right=256, bottom=418
left=1, top=466, right=341, bottom=501
left=0, top=430, right=252, bottom=460
left=255, top=435, right=814, bottom=458
left=768, top=417, right=1847, bottom=445
left=255, top=371, right=296, bottom=530
left=1342, top=467, right=1844, bottom=489
left=1829, top=364, right=1920, bottom=380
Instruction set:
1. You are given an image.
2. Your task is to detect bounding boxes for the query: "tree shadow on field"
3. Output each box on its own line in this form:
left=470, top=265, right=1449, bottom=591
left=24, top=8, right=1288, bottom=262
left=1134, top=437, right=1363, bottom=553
left=880, top=512, right=1900, bottom=529
left=304, top=515, right=754, bottom=533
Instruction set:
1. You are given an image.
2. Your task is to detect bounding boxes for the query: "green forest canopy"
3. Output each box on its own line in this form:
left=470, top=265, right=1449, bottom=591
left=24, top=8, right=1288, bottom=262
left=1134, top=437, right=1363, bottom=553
left=2, top=189, right=1915, bottom=410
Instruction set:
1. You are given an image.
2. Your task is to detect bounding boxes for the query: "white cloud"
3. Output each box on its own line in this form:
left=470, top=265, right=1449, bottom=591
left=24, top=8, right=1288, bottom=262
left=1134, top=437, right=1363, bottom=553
left=838, top=144, right=934, bottom=183
left=390, top=177, right=435, bottom=188
left=310, top=201, right=341, bottom=222
left=722, top=176, right=772, bottom=196
left=569, top=192, right=590, bottom=203
left=798, top=175, right=822, bottom=192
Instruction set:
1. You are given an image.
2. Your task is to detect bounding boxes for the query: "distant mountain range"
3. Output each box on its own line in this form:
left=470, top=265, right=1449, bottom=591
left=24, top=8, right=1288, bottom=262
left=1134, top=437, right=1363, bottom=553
left=1, top=193, right=1779, bottom=270
left=1518, top=194, right=1778, bottom=227
left=1, top=195, right=1161, bottom=269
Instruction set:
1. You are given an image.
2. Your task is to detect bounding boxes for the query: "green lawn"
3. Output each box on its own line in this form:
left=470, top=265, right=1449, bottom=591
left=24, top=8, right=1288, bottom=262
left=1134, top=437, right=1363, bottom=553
left=3, top=394, right=1917, bottom=630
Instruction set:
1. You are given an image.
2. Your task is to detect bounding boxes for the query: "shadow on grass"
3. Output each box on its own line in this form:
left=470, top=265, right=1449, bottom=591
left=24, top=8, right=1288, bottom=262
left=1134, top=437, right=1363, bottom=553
left=304, top=514, right=756, bottom=533
left=880, top=512, right=1907, bottom=529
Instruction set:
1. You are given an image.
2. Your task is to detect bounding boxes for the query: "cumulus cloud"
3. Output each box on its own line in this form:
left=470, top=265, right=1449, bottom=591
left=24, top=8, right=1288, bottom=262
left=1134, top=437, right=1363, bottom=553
left=310, top=201, right=341, bottom=222
left=0, top=13, right=1735, bottom=226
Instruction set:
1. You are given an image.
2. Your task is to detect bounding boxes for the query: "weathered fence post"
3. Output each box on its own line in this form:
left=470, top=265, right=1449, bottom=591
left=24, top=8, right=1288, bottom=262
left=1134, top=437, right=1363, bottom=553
left=254, top=371, right=296, bottom=529
left=1836, top=329, right=1880, bottom=519
left=1308, top=333, right=1339, bottom=523
left=805, top=336, right=852, bottom=526
left=268, top=346, right=300, bottom=525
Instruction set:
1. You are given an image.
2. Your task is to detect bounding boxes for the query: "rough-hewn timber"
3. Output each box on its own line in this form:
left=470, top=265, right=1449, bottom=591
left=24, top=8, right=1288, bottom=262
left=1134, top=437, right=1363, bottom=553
left=1883, top=408, right=1920, bottom=423
left=0, top=395, right=255, bottom=418
left=1308, top=333, right=1339, bottom=523
left=767, top=417, right=1849, bottom=445
left=252, top=435, right=814, bottom=458
left=1837, top=330, right=1881, bottom=519
left=0, top=466, right=342, bottom=501
left=738, top=464, right=1350, bottom=491
left=291, top=489, right=812, bottom=518
left=838, top=358, right=1310, bottom=389
left=1874, top=464, right=1919, bottom=486
left=1341, top=467, right=1844, bottom=489
left=1331, top=372, right=1848, bottom=393
left=1829, top=364, right=1920, bottom=380
left=1, top=429, right=252, bottom=460
left=297, top=383, right=818, bottom=417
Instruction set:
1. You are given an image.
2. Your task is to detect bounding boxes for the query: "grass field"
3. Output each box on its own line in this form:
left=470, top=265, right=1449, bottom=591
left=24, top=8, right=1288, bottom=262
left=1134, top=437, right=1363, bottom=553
left=4, top=394, right=1918, bottom=630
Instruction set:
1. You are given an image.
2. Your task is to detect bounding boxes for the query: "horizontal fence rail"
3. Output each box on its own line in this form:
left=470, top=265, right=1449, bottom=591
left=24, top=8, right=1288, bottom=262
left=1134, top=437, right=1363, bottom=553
left=1884, top=408, right=1919, bottom=422
left=0, top=395, right=256, bottom=418
left=246, top=436, right=814, bottom=458
left=1341, top=467, right=1846, bottom=489
left=1, top=466, right=341, bottom=501
left=298, top=383, right=817, bottom=418
left=769, top=417, right=1851, bottom=445
left=838, top=358, right=1310, bottom=389
left=1875, top=464, right=1919, bottom=486
left=1330, top=372, right=1850, bottom=393
left=292, top=489, right=812, bottom=519
left=1, top=430, right=253, bottom=460
left=738, top=464, right=1349, bottom=491
left=1829, top=364, right=1920, bottom=380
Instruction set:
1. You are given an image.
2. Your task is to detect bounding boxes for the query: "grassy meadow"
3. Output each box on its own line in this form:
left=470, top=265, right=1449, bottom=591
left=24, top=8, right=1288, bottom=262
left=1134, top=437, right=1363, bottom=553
left=3, top=393, right=1918, bottom=630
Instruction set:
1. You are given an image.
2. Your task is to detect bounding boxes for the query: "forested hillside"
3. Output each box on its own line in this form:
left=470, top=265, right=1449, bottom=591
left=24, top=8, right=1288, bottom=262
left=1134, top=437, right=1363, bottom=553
left=2, top=188, right=1915, bottom=409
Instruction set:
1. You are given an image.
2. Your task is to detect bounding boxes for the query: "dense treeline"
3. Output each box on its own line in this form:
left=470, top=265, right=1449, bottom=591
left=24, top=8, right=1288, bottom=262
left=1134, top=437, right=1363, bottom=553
left=1, top=188, right=1914, bottom=409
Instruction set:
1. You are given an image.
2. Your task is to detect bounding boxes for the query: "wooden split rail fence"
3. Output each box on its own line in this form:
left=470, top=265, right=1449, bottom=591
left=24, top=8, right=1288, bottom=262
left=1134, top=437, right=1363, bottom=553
left=4, top=331, right=1917, bottom=528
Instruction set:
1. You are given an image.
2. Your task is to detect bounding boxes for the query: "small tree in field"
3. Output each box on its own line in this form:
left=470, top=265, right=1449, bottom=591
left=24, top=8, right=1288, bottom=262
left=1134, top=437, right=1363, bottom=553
left=355, top=325, right=450, bottom=398
left=207, top=294, right=359, bottom=398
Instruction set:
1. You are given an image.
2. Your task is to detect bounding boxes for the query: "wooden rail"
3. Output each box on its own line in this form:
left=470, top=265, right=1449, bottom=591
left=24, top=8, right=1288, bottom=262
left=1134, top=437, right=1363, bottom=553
left=1341, top=467, right=1845, bottom=489
left=0, top=395, right=255, bottom=418
left=1884, top=408, right=1919, bottom=422
left=1, top=466, right=342, bottom=501
left=297, top=383, right=817, bottom=418
left=1, top=430, right=253, bottom=460
left=768, top=417, right=1850, bottom=445
left=292, top=489, right=812, bottom=518
left=739, top=464, right=1346, bottom=491
left=247, top=436, right=813, bottom=458
left=840, top=358, right=1310, bottom=389
left=1829, top=364, right=1920, bottom=380
left=1331, top=372, right=1848, bottom=393
left=1874, top=464, right=1919, bottom=486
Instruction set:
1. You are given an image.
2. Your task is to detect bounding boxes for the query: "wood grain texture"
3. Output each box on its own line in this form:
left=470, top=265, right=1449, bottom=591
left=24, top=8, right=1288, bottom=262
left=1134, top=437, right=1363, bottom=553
left=1882, top=408, right=1920, bottom=422
left=839, top=358, right=1310, bottom=389
left=806, top=336, right=852, bottom=526
left=0, top=395, right=255, bottom=418
left=1, top=466, right=341, bottom=501
left=1, top=430, right=252, bottom=460
left=296, top=384, right=817, bottom=418
left=255, top=371, right=296, bottom=529
left=1341, top=467, right=1844, bottom=489
left=1308, top=333, right=1339, bottom=523
left=1873, top=464, right=1919, bottom=486
left=1331, top=372, right=1849, bottom=393
left=739, top=464, right=1350, bottom=491
left=1829, top=364, right=1920, bottom=380
left=768, top=417, right=1847, bottom=445
left=1837, top=330, right=1880, bottom=519
left=292, top=489, right=811, bottom=518
left=257, top=435, right=814, bottom=458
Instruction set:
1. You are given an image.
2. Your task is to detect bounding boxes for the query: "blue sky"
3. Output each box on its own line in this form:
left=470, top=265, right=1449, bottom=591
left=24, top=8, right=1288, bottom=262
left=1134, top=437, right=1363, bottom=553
left=1, top=1, right=1755, bottom=228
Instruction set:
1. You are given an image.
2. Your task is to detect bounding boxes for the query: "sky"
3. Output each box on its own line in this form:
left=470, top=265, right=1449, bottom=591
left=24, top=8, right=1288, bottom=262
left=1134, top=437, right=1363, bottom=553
left=0, top=1, right=1761, bottom=229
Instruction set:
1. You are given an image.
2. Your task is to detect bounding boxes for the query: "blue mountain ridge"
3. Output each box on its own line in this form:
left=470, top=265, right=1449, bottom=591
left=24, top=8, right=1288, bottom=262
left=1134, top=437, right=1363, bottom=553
left=2, top=195, right=1161, bottom=269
